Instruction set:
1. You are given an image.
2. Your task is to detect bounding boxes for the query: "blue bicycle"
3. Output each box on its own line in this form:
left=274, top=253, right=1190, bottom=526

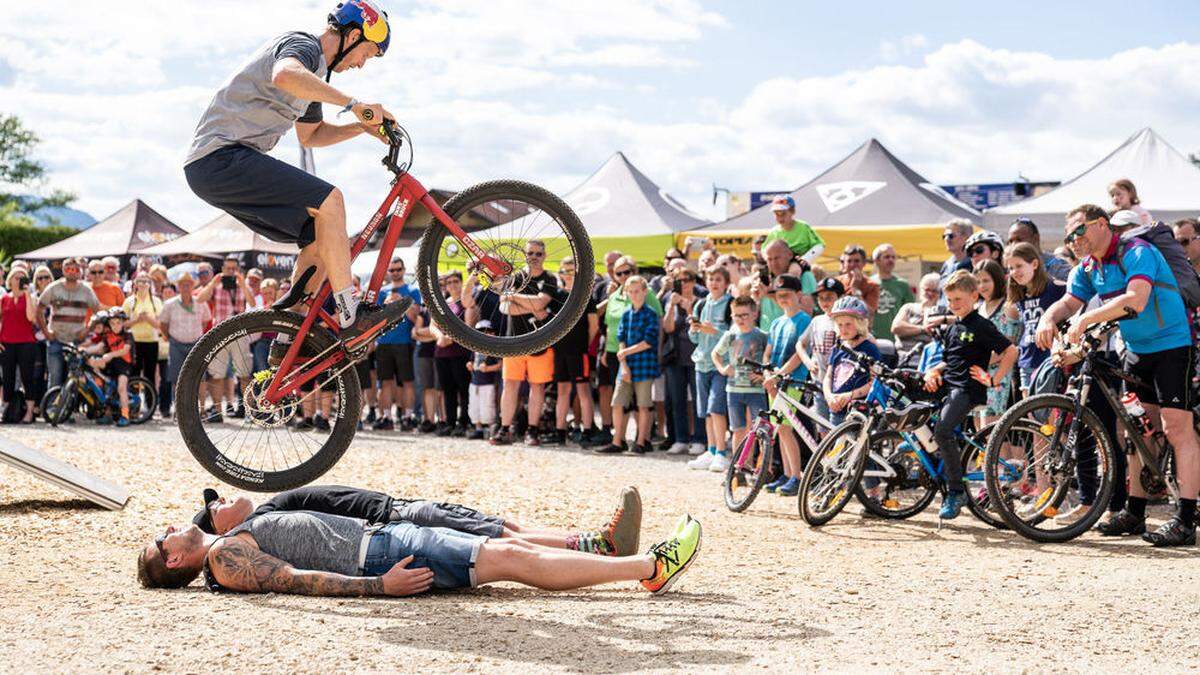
left=798, top=350, right=1028, bottom=526
left=40, top=344, right=157, bottom=426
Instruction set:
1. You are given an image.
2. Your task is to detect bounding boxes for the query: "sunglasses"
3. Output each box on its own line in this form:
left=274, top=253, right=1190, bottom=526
left=969, top=245, right=990, bottom=256
left=1065, top=218, right=1100, bottom=244
left=154, top=532, right=168, bottom=563
left=35, top=275, right=51, bottom=281
left=525, top=251, right=545, bottom=258
left=1178, top=238, right=1194, bottom=247
left=614, top=269, right=633, bottom=277
left=942, top=232, right=958, bottom=240
left=89, top=270, right=105, bottom=276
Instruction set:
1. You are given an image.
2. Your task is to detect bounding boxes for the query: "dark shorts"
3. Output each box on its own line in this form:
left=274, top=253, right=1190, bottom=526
left=103, top=359, right=131, bottom=378
left=597, top=352, right=618, bottom=388
left=361, top=522, right=484, bottom=590
left=554, top=348, right=590, bottom=384
left=391, top=499, right=506, bottom=538
left=1125, top=346, right=1193, bottom=410
left=184, top=144, right=335, bottom=247
left=377, top=343, right=415, bottom=383
left=417, top=355, right=439, bottom=390
left=355, top=351, right=374, bottom=384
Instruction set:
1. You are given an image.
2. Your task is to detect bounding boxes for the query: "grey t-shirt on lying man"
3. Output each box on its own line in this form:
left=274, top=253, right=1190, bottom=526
left=185, top=32, right=327, bottom=166
left=227, top=510, right=367, bottom=576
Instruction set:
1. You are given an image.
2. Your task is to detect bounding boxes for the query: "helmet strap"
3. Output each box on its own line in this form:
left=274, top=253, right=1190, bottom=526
left=325, top=28, right=367, bottom=82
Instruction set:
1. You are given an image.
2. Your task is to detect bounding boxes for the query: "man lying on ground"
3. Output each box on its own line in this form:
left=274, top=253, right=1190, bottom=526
left=194, top=484, right=642, bottom=557
left=138, top=488, right=701, bottom=597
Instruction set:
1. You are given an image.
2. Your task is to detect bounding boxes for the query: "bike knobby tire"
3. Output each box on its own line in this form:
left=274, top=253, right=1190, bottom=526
left=724, top=423, right=776, bottom=512
left=417, top=180, right=594, bottom=357
left=799, top=418, right=871, bottom=526
left=40, top=385, right=75, bottom=426
left=175, top=310, right=361, bottom=492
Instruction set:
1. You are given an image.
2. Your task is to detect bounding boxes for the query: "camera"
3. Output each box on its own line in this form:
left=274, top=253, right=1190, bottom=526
left=222, top=275, right=237, bottom=291
left=17, top=276, right=28, bottom=291
left=672, top=278, right=682, bottom=294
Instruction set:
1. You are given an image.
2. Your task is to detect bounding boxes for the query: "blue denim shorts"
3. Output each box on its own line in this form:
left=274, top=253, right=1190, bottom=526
left=726, top=391, right=768, bottom=431
left=695, top=369, right=728, bottom=418
left=361, top=521, right=485, bottom=590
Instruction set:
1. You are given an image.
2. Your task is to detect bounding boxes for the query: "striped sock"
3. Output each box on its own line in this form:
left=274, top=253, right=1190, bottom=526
left=566, top=530, right=615, bottom=556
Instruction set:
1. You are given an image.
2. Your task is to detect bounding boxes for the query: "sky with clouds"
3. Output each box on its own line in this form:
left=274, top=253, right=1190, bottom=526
left=2, top=0, right=1200, bottom=231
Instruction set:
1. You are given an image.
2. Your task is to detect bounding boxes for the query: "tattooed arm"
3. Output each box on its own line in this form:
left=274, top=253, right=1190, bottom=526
left=208, top=536, right=434, bottom=597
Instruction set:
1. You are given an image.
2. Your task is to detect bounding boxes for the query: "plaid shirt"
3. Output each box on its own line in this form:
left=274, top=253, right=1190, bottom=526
left=617, top=304, right=660, bottom=382
left=211, top=285, right=246, bottom=325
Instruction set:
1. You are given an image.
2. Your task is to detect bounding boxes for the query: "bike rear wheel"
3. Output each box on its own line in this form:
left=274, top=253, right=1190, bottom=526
left=724, top=422, right=776, bottom=512
left=127, top=376, right=157, bottom=424
left=417, top=179, right=593, bottom=357
left=799, top=417, right=871, bottom=526
left=40, top=385, right=75, bottom=426
left=175, top=310, right=361, bottom=492
left=983, top=394, right=1115, bottom=542
left=853, top=430, right=937, bottom=519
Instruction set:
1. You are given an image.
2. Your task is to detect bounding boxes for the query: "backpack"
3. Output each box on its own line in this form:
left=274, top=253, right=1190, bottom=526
left=1116, top=221, right=1200, bottom=309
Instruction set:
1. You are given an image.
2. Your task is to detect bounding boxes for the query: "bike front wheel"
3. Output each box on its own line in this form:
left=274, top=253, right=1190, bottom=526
left=127, top=376, right=157, bottom=425
left=40, top=385, right=75, bottom=426
left=799, top=417, right=871, bottom=526
left=853, top=430, right=937, bottom=519
left=724, top=422, right=776, bottom=512
left=175, top=310, right=362, bottom=492
left=983, top=394, right=1115, bottom=543
left=418, top=179, right=594, bottom=357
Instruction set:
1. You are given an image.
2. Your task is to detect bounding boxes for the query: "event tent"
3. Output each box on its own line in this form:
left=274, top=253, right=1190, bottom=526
left=454, top=152, right=712, bottom=274
left=985, top=128, right=1200, bottom=242
left=18, top=199, right=186, bottom=262
left=680, top=139, right=981, bottom=262
left=140, top=212, right=300, bottom=276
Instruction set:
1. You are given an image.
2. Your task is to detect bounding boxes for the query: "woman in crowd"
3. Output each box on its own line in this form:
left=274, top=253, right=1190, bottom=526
left=660, top=267, right=706, bottom=455
left=122, top=272, right=163, bottom=391
left=0, top=269, right=40, bottom=423
left=29, top=265, right=55, bottom=415
left=432, top=272, right=472, bottom=436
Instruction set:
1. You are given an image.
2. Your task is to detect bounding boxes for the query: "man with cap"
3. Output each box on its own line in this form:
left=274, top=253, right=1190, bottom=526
left=763, top=196, right=825, bottom=265
left=793, top=276, right=845, bottom=419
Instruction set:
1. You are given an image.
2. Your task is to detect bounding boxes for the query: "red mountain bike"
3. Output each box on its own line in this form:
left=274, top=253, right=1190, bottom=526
left=175, top=121, right=593, bottom=491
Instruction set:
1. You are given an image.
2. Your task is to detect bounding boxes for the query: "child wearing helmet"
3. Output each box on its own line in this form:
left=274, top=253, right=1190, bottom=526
left=823, top=296, right=882, bottom=426
left=83, top=310, right=135, bottom=426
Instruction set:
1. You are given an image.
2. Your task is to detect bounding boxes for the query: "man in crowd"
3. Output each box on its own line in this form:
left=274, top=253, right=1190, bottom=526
left=869, top=243, right=914, bottom=340
left=88, top=259, right=126, bottom=309
left=38, top=257, right=100, bottom=388
left=1007, top=217, right=1070, bottom=281
left=1037, top=205, right=1199, bottom=546
left=940, top=218, right=974, bottom=282
left=836, top=245, right=880, bottom=316
left=102, top=256, right=123, bottom=285
left=1172, top=218, right=1200, bottom=275
left=245, top=268, right=265, bottom=307
left=548, top=256, right=600, bottom=446
left=890, top=272, right=941, bottom=359
left=159, top=273, right=212, bottom=418
left=757, top=239, right=816, bottom=325
left=374, top=257, right=422, bottom=431
left=764, top=195, right=825, bottom=264
left=196, top=254, right=255, bottom=421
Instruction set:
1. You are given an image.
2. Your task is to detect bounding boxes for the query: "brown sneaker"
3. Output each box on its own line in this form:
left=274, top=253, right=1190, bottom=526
left=603, top=486, right=642, bottom=556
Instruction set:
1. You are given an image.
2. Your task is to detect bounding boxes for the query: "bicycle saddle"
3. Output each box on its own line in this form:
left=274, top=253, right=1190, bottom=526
left=885, top=401, right=938, bottom=431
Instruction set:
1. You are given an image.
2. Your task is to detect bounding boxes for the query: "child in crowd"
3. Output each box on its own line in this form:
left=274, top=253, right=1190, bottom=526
left=1004, top=242, right=1065, bottom=394
left=823, top=297, right=881, bottom=426
left=688, top=266, right=733, bottom=469
left=466, top=320, right=502, bottom=440
left=762, top=274, right=813, bottom=496
left=83, top=310, right=134, bottom=426
left=1108, top=178, right=1153, bottom=226
left=923, top=271, right=1017, bottom=520
left=710, top=296, right=770, bottom=474
left=597, top=275, right=660, bottom=454
left=795, top=277, right=845, bottom=419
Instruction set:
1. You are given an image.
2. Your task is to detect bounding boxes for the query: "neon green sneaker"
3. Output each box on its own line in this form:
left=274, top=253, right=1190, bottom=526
left=672, top=513, right=692, bottom=537
left=641, top=517, right=701, bottom=595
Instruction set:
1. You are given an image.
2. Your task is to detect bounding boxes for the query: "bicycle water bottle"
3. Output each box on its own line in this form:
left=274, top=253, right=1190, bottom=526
left=1120, top=392, right=1153, bottom=437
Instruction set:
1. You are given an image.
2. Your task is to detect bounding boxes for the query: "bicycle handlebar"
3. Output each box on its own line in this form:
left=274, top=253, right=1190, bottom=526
left=380, top=119, right=409, bottom=175
left=742, top=360, right=821, bottom=394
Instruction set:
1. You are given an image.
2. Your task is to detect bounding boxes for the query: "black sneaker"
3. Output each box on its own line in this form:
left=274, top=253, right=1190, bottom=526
left=582, top=429, right=612, bottom=448
left=451, top=424, right=469, bottom=438
left=313, top=415, right=331, bottom=432
left=436, top=424, right=452, bottom=437
left=294, top=417, right=315, bottom=431
left=657, top=439, right=674, bottom=452
left=1141, top=517, right=1196, bottom=547
left=467, top=428, right=485, bottom=440
left=490, top=428, right=514, bottom=446
left=372, top=417, right=394, bottom=431
left=418, top=419, right=436, bottom=433
left=365, top=407, right=377, bottom=424
left=631, top=443, right=652, bottom=454
left=525, top=427, right=541, bottom=446
left=339, top=298, right=414, bottom=355
left=545, top=429, right=568, bottom=446
left=593, top=443, right=627, bottom=454
left=1095, top=510, right=1146, bottom=536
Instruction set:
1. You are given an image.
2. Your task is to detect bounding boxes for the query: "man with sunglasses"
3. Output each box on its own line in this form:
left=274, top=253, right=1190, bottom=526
left=939, top=219, right=974, bottom=283
left=374, top=257, right=422, bottom=431
left=1036, top=204, right=1199, bottom=546
left=86, top=260, right=125, bottom=310
left=37, top=257, right=100, bottom=389
left=1172, top=218, right=1200, bottom=275
left=1007, top=217, right=1070, bottom=281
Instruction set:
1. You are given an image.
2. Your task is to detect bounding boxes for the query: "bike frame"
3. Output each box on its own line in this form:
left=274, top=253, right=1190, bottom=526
left=263, top=171, right=511, bottom=405
left=733, top=378, right=832, bottom=470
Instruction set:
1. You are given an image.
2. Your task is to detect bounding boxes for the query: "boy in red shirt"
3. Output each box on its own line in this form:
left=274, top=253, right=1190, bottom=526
left=83, top=309, right=134, bottom=426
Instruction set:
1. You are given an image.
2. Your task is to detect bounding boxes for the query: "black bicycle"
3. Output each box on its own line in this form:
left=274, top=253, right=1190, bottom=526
left=982, top=318, right=1188, bottom=542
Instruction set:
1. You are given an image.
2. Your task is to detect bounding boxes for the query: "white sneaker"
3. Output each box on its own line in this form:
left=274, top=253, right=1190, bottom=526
left=667, top=442, right=690, bottom=455
left=1053, top=503, right=1090, bottom=526
left=708, top=453, right=730, bottom=473
left=687, top=453, right=715, bottom=470
left=688, top=443, right=706, bottom=456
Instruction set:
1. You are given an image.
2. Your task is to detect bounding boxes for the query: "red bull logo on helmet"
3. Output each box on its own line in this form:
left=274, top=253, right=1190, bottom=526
left=351, top=0, right=388, bottom=43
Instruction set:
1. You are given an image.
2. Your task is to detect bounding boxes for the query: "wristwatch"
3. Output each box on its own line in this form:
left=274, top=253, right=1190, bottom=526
left=338, top=98, right=361, bottom=117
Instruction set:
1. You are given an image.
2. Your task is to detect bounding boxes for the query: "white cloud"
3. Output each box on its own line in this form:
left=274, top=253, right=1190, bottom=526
left=879, top=33, right=929, bottom=62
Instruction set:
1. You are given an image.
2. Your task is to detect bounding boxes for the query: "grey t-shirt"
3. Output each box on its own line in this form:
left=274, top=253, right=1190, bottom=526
left=227, top=510, right=367, bottom=576
left=38, top=280, right=100, bottom=344
left=184, top=32, right=327, bottom=165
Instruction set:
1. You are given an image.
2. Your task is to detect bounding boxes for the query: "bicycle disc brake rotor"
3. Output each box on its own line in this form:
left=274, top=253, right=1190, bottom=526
left=244, top=371, right=300, bottom=428
left=474, top=242, right=529, bottom=295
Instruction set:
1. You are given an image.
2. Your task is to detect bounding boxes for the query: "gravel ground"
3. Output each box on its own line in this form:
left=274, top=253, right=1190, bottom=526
left=0, top=421, right=1197, bottom=673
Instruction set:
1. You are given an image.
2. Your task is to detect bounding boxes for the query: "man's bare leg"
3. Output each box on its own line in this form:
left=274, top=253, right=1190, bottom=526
left=305, top=188, right=352, bottom=293
left=474, top=539, right=653, bottom=590
left=378, top=379, right=395, bottom=419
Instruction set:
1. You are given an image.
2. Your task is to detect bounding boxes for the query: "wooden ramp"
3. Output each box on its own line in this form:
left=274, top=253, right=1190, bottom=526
left=0, top=434, right=129, bottom=510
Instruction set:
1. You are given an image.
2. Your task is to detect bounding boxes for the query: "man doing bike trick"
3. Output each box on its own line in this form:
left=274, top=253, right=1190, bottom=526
left=1036, top=204, right=1200, bottom=546
left=184, top=1, right=409, bottom=352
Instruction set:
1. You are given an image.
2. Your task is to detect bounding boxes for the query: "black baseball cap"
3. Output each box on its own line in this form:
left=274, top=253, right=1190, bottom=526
left=769, top=274, right=804, bottom=293
left=192, top=488, right=220, bottom=534
left=816, top=277, right=845, bottom=296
